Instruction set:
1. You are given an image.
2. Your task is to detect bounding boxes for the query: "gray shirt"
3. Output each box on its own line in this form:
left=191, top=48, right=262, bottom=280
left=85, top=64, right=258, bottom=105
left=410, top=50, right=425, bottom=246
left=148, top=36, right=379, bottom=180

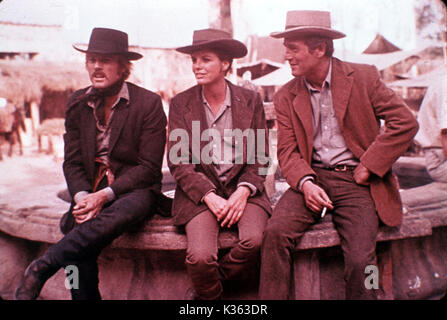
left=201, top=85, right=256, bottom=196
left=304, top=61, right=358, bottom=167
left=202, top=85, right=234, bottom=180
left=299, top=61, right=359, bottom=189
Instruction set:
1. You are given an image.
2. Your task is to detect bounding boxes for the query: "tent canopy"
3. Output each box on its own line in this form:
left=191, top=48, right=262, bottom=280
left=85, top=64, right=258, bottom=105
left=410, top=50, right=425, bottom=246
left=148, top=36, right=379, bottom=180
left=236, top=59, right=284, bottom=80
left=388, top=65, right=447, bottom=88
left=362, top=34, right=401, bottom=54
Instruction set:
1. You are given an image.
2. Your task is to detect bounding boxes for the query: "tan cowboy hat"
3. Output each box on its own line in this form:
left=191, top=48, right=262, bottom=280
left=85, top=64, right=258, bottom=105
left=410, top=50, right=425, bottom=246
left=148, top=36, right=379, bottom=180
left=73, top=27, right=143, bottom=60
left=176, top=28, right=247, bottom=58
left=270, top=10, right=345, bottom=39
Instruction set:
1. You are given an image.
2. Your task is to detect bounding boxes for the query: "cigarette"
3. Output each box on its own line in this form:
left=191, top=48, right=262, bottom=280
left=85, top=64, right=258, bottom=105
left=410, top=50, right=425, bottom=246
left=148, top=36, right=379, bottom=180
left=321, top=207, right=327, bottom=218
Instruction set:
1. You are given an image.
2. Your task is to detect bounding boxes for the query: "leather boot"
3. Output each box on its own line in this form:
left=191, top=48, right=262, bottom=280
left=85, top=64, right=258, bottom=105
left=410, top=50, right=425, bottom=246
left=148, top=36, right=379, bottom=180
left=14, top=254, right=58, bottom=300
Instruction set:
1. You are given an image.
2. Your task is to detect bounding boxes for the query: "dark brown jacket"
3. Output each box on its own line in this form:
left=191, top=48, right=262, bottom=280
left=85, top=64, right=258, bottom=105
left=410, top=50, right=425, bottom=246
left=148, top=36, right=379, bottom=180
left=63, top=82, right=167, bottom=199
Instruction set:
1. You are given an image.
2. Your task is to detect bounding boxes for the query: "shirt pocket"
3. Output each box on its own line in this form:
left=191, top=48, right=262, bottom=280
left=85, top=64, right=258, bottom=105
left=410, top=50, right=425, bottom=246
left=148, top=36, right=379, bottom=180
left=329, top=117, right=346, bottom=148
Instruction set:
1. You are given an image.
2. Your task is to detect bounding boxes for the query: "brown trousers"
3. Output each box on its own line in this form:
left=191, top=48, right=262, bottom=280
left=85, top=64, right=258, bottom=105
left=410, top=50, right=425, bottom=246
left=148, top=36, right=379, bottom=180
left=185, top=203, right=269, bottom=300
left=259, top=167, right=379, bottom=300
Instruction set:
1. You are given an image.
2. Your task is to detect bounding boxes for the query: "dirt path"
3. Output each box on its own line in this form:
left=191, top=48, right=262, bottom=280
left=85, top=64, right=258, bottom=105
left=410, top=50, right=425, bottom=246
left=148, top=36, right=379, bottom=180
left=0, top=146, right=67, bottom=210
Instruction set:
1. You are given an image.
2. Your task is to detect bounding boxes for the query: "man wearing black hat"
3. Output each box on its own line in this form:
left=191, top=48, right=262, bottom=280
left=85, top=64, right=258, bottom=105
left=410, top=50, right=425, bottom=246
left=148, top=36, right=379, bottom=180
left=14, top=28, right=167, bottom=300
left=259, top=11, right=418, bottom=299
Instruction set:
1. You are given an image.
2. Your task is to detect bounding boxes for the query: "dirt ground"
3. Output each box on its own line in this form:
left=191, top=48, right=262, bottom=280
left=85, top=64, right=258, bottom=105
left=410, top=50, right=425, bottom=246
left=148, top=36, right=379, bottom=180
left=0, top=138, right=67, bottom=210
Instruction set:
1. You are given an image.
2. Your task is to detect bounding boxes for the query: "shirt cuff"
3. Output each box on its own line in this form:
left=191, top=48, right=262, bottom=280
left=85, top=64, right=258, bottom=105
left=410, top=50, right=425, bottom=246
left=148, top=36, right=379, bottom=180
left=237, top=182, right=257, bottom=197
left=73, top=191, right=89, bottom=204
left=298, top=176, right=315, bottom=191
left=201, top=189, right=217, bottom=203
left=102, top=187, right=116, bottom=203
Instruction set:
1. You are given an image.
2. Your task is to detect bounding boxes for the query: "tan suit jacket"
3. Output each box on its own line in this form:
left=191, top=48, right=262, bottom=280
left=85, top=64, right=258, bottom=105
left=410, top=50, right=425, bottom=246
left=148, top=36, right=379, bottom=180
left=274, top=58, right=418, bottom=226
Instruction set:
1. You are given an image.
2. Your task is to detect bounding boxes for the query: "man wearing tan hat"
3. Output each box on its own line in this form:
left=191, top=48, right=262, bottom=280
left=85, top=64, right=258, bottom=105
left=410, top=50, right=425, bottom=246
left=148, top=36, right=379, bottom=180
left=15, top=28, right=167, bottom=300
left=259, top=11, right=418, bottom=299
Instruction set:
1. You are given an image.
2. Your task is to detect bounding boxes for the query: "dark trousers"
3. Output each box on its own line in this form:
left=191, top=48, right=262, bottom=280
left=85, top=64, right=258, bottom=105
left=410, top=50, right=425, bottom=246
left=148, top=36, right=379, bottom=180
left=259, top=167, right=379, bottom=300
left=185, top=203, right=269, bottom=300
left=47, top=187, right=156, bottom=300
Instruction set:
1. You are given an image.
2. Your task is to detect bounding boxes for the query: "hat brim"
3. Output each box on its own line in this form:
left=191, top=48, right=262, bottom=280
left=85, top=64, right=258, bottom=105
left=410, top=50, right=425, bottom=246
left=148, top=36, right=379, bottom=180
left=270, top=27, right=345, bottom=40
left=176, top=39, right=247, bottom=59
left=73, top=45, right=143, bottom=60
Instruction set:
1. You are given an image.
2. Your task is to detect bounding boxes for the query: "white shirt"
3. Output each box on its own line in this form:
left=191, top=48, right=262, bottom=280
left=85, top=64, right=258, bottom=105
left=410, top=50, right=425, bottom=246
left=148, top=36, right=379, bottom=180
left=415, top=73, right=447, bottom=148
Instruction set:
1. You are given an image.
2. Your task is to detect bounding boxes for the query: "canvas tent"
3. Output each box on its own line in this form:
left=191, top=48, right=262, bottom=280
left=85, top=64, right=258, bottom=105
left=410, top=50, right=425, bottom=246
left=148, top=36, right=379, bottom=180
left=388, top=65, right=447, bottom=88
left=236, top=59, right=284, bottom=80
left=362, top=34, right=401, bottom=54
left=252, top=65, right=293, bottom=87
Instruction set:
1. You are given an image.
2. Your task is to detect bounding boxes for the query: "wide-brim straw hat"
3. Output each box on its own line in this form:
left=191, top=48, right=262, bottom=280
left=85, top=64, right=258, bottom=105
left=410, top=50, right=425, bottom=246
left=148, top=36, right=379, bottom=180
left=176, top=28, right=247, bottom=59
left=73, top=27, right=143, bottom=60
left=270, top=10, right=345, bottom=40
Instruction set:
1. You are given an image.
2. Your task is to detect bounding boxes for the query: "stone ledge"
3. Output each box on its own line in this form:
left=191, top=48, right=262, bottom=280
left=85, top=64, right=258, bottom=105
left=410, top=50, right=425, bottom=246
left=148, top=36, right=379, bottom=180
left=0, top=201, right=442, bottom=252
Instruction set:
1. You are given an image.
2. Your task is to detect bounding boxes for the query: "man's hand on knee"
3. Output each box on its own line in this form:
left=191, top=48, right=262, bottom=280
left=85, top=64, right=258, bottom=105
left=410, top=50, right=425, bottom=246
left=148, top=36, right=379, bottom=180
left=72, top=190, right=108, bottom=223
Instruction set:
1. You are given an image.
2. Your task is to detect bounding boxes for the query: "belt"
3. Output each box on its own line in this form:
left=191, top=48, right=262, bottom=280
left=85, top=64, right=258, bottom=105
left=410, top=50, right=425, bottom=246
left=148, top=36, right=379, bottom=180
left=314, top=164, right=357, bottom=172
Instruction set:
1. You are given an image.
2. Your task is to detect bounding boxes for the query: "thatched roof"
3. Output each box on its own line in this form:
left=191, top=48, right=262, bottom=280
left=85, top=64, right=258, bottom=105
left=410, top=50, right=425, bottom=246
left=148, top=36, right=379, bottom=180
left=0, top=60, right=90, bottom=105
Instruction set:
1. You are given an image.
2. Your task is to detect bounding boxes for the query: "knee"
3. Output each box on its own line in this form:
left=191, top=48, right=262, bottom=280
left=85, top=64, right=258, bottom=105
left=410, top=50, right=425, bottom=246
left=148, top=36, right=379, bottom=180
left=239, top=233, right=263, bottom=254
left=186, top=248, right=217, bottom=269
left=262, top=222, right=290, bottom=248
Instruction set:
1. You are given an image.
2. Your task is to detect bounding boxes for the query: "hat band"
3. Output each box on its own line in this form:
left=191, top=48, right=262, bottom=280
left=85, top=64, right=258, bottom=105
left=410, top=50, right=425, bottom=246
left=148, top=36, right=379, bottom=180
left=87, top=39, right=127, bottom=53
left=285, top=23, right=331, bottom=29
left=191, top=38, right=232, bottom=46
left=191, top=39, right=209, bottom=45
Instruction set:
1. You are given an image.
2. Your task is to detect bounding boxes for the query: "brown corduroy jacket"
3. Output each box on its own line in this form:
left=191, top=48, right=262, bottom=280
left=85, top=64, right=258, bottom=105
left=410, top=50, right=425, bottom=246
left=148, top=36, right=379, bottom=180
left=274, top=57, right=419, bottom=227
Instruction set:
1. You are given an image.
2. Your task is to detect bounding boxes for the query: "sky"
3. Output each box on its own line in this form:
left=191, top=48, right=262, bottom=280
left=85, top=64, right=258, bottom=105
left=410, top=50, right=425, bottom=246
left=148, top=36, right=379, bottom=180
left=0, top=0, right=443, bottom=52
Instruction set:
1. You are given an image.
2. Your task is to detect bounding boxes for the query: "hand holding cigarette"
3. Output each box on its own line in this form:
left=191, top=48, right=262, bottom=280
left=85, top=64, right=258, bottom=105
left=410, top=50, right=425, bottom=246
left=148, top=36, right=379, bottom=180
left=302, top=180, right=334, bottom=214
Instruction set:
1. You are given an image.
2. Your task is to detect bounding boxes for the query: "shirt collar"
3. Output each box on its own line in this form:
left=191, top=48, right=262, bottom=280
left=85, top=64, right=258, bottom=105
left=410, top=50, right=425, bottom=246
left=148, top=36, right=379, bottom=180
left=87, top=82, right=129, bottom=109
left=201, top=83, right=232, bottom=108
left=304, top=59, right=332, bottom=92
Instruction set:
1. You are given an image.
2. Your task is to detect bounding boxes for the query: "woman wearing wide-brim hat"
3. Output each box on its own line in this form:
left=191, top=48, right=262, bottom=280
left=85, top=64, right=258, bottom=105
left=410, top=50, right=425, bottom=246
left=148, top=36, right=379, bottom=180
left=168, top=28, right=272, bottom=300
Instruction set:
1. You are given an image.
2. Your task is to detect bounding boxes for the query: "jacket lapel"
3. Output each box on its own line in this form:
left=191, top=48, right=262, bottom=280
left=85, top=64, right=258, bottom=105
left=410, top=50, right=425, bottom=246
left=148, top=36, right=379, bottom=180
left=224, top=83, right=254, bottom=185
left=230, top=83, right=253, bottom=132
left=331, top=58, right=354, bottom=128
left=184, top=86, right=221, bottom=183
left=80, top=105, right=96, bottom=172
left=108, top=99, right=129, bottom=153
left=291, top=78, right=314, bottom=163
left=185, top=86, right=210, bottom=162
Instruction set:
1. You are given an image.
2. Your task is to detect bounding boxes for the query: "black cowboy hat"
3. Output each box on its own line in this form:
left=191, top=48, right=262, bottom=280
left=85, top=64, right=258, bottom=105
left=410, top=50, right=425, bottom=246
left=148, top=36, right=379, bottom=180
left=176, top=28, right=247, bottom=59
left=73, top=27, right=143, bottom=60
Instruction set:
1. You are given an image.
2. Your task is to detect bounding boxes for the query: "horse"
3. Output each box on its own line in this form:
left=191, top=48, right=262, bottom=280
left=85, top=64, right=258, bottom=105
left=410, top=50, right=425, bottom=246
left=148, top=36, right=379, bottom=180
left=0, top=107, right=26, bottom=161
